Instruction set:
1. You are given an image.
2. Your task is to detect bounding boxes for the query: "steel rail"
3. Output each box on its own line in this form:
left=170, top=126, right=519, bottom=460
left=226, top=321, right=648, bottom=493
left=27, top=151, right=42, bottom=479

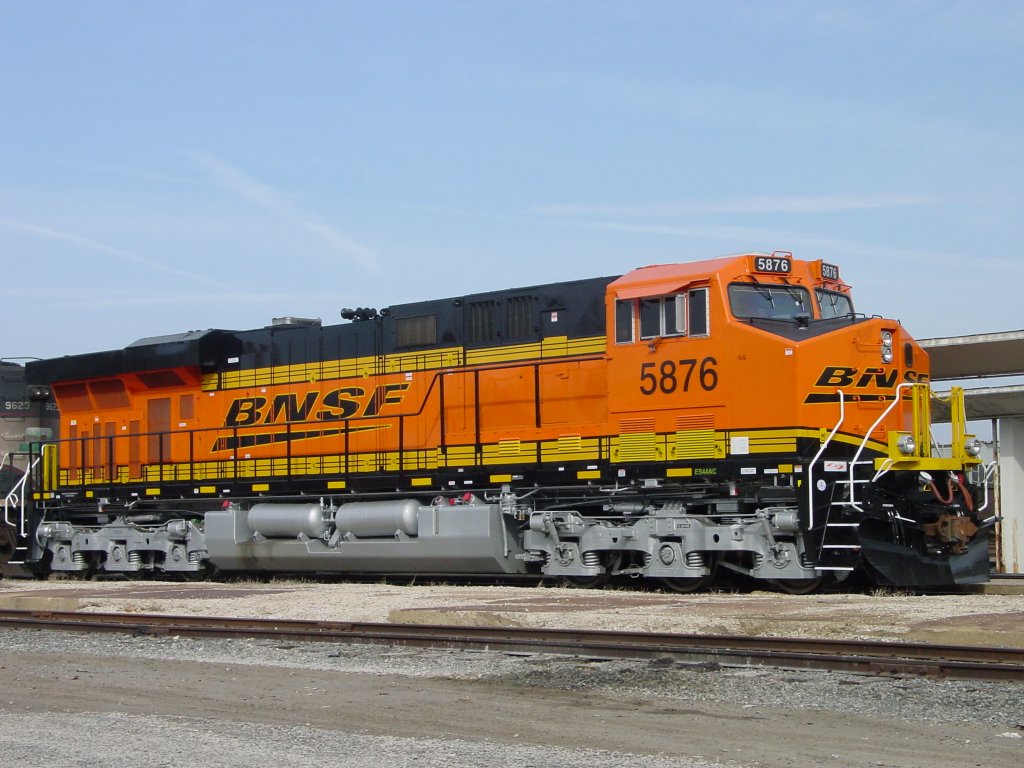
left=0, top=609, right=1022, bottom=683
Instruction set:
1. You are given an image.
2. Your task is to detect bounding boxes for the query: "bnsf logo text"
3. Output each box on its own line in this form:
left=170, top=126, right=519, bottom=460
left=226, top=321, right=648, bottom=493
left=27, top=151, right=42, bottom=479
left=815, top=367, right=897, bottom=388
left=813, top=367, right=928, bottom=389
left=225, top=384, right=411, bottom=427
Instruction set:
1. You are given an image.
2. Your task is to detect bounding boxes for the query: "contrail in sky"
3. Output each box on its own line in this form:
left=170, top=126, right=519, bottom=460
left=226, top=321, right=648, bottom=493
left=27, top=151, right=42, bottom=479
left=187, top=151, right=377, bottom=270
left=0, top=217, right=232, bottom=288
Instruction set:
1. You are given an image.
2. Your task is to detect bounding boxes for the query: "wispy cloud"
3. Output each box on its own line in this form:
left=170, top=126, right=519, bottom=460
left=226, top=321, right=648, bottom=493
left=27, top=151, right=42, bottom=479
left=186, top=151, right=376, bottom=269
left=0, top=217, right=232, bottom=288
left=533, top=194, right=933, bottom=218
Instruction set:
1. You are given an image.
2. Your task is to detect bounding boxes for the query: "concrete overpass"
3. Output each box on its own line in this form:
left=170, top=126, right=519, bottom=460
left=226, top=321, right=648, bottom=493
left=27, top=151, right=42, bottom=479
left=921, top=330, right=1024, bottom=574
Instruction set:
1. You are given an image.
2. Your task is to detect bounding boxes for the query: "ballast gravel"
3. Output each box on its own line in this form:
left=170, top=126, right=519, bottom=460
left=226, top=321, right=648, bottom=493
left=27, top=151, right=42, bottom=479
left=5, top=579, right=1024, bottom=647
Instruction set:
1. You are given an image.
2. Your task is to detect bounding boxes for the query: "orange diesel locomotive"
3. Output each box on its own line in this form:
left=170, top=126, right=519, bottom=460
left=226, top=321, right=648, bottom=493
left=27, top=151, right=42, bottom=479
left=15, top=252, right=993, bottom=590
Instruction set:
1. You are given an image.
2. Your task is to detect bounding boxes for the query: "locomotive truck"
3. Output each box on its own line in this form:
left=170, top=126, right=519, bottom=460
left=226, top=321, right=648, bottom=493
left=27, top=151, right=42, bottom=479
left=3, top=252, right=995, bottom=591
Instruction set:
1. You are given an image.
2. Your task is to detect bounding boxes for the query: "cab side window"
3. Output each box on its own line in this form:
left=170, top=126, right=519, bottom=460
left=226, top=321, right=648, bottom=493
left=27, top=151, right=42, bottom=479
left=617, top=288, right=710, bottom=343
left=615, top=299, right=634, bottom=344
left=640, top=298, right=664, bottom=339
left=688, top=287, right=709, bottom=337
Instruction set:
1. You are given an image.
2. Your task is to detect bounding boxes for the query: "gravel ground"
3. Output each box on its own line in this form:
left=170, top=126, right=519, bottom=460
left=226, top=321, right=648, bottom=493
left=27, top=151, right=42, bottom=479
left=1, top=627, right=1023, bottom=768
left=3, top=578, right=1023, bottom=646
left=2, top=580, right=1023, bottom=767
left=4, top=628, right=1024, bottom=729
left=0, top=711, right=727, bottom=768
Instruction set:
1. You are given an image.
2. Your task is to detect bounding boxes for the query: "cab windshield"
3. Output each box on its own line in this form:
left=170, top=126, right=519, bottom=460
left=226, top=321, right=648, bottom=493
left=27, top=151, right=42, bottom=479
left=729, top=283, right=811, bottom=320
left=816, top=288, right=854, bottom=319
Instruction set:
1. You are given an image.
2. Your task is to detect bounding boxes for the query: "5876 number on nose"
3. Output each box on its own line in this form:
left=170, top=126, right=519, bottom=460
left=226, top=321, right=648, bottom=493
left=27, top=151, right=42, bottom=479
left=639, top=357, right=718, bottom=395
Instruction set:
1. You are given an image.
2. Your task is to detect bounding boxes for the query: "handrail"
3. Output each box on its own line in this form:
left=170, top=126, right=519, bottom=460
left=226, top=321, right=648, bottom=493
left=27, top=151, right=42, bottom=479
left=977, top=461, right=998, bottom=515
left=1, top=451, right=12, bottom=528
left=3, top=455, right=39, bottom=536
left=2, top=451, right=19, bottom=530
left=806, top=389, right=845, bottom=530
left=847, top=382, right=913, bottom=513
left=38, top=353, right=609, bottom=492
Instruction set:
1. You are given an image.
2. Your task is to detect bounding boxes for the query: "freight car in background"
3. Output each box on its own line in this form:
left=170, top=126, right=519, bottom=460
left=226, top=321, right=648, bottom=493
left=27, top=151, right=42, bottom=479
left=7, top=252, right=996, bottom=591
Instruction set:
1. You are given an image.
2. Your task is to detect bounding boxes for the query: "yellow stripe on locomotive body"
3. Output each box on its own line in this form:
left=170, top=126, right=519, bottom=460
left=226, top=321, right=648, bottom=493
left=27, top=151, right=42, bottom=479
left=46, top=425, right=884, bottom=493
left=203, top=336, right=609, bottom=392
left=22, top=252, right=990, bottom=589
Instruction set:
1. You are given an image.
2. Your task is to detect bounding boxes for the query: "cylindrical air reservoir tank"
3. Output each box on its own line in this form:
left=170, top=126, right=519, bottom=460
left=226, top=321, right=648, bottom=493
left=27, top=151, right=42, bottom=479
left=334, top=499, right=420, bottom=538
left=247, top=503, right=327, bottom=539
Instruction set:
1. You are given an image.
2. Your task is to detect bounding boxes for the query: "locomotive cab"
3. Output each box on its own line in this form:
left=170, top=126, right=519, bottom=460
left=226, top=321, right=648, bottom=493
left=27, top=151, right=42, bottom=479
left=604, top=252, right=989, bottom=586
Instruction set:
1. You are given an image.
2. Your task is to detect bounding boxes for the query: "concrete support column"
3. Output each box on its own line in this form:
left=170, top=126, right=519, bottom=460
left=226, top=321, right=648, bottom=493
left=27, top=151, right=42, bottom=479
left=996, top=417, right=1024, bottom=574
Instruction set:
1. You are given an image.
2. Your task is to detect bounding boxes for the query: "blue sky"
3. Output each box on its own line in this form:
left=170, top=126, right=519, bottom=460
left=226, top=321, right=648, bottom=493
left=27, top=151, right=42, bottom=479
left=2, top=1, right=1022, bottom=360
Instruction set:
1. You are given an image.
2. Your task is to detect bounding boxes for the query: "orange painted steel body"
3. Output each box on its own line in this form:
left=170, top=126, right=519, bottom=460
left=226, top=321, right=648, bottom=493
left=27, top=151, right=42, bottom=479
left=48, top=254, right=922, bottom=491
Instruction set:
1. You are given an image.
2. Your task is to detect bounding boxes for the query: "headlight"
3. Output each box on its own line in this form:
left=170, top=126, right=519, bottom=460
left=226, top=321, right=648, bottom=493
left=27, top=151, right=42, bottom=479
left=966, top=439, right=983, bottom=458
left=881, top=330, right=894, bottom=363
left=896, top=435, right=917, bottom=456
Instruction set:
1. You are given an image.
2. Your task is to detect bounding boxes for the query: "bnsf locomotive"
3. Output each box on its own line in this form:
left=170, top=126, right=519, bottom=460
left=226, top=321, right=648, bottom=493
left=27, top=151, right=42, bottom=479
left=7, top=252, right=994, bottom=591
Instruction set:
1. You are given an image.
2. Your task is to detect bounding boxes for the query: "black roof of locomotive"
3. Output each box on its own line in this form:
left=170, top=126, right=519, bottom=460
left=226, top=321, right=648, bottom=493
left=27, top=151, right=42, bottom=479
left=26, top=274, right=617, bottom=386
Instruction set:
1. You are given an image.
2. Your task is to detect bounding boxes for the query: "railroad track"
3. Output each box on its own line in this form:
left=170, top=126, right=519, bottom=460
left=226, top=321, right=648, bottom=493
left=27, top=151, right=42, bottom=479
left=1, top=608, right=1022, bottom=683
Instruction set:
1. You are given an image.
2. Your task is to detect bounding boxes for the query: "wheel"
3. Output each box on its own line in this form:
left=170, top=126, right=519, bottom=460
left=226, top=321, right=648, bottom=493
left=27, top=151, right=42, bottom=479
left=659, top=574, right=716, bottom=593
left=562, top=572, right=610, bottom=588
left=658, top=554, right=718, bottom=593
left=171, top=564, right=212, bottom=581
left=768, top=573, right=833, bottom=595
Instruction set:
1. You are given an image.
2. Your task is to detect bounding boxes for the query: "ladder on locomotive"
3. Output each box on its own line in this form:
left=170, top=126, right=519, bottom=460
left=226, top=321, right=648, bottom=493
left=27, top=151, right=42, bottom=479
left=817, top=462, right=871, bottom=569
left=809, top=383, right=938, bottom=572
left=806, top=391, right=862, bottom=573
left=1, top=450, right=40, bottom=568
